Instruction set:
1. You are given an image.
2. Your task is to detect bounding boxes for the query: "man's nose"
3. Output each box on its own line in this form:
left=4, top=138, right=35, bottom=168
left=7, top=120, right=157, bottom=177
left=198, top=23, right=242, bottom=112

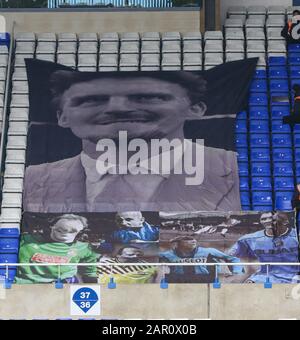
left=103, top=96, right=132, bottom=113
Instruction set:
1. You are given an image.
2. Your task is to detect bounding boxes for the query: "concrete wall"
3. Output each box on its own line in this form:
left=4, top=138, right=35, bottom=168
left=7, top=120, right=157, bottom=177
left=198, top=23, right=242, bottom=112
left=0, top=284, right=300, bottom=320
left=0, top=9, right=201, bottom=34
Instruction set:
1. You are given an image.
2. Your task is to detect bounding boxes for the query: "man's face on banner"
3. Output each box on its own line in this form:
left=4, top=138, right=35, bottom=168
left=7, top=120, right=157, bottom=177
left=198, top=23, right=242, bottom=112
left=176, top=238, right=198, bottom=253
left=118, top=247, right=144, bottom=261
left=50, top=218, right=85, bottom=243
left=116, top=211, right=145, bottom=229
left=57, top=77, right=206, bottom=143
left=272, top=212, right=290, bottom=237
left=260, top=212, right=273, bottom=231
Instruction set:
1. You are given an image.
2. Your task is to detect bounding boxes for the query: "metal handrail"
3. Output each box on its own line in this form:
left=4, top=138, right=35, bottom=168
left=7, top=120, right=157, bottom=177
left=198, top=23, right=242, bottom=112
left=0, top=262, right=300, bottom=267
left=0, top=21, right=15, bottom=190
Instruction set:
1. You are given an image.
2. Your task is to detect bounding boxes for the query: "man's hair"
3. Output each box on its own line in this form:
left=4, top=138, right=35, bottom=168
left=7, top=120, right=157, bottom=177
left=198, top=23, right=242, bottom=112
left=53, top=214, right=88, bottom=229
left=293, top=84, right=300, bottom=92
left=293, top=10, right=300, bottom=16
left=50, top=70, right=207, bottom=111
left=170, top=236, right=196, bottom=243
left=117, top=246, right=143, bottom=256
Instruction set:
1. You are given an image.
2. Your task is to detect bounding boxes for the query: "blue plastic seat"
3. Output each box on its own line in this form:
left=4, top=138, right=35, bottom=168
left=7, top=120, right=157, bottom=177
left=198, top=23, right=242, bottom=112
left=251, top=80, right=268, bottom=93
left=271, top=105, right=291, bottom=120
left=295, top=162, right=300, bottom=177
left=238, top=162, right=249, bottom=176
left=251, top=163, right=271, bottom=177
left=253, top=69, right=267, bottom=79
left=271, top=121, right=291, bottom=134
left=273, top=148, right=293, bottom=162
left=270, top=80, right=289, bottom=93
left=294, top=148, right=300, bottom=161
left=269, top=56, right=286, bottom=66
left=0, top=239, right=19, bottom=254
left=250, top=148, right=270, bottom=162
left=294, top=134, right=300, bottom=147
left=275, top=192, right=294, bottom=211
left=288, top=55, right=300, bottom=66
left=237, top=148, right=248, bottom=162
left=273, top=162, right=294, bottom=177
left=236, top=121, right=247, bottom=133
left=237, top=111, right=247, bottom=120
left=250, top=134, right=270, bottom=148
left=0, top=33, right=10, bottom=48
left=288, top=44, right=300, bottom=53
left=249, top=107, right=269, bottom=120
left=250, top=120, right=269, bottom=134
left=269, top=67, right=288, bottom=79
left=251, top=177, right=272, bottom=190
left=0, top=254, right=18, bottom=281
left=236, top=134, right=248, bottom=147
left=241, top=192, right=251, bottom=210
left=294, top=124, right=300, bottom=133
left=249, top=94, right=268, bottom=106
left=290, top=66, right=300, bottom=79
left=274, top=177, right=294, bottom=191
left=272, top=134, right=292, bottom=148
left=240, top=177, right=249, bottom=191
left=0, top=228, right=20, bottom=237
left=290, top=78, right=300, bottom=90
left=252, top=191, right=273, bottom=207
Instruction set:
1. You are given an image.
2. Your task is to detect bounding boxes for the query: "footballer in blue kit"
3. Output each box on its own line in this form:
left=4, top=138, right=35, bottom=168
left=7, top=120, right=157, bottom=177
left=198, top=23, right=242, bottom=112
left=160, top=235, right=243, bottom=283
left=229, top=212, right=300, bottom=284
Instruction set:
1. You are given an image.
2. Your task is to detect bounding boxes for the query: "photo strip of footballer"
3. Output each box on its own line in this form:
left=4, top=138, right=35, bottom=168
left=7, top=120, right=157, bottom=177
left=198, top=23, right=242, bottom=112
left=17, top=212, right=161, bottom=284
left=159, top=211, right=300, bottom=284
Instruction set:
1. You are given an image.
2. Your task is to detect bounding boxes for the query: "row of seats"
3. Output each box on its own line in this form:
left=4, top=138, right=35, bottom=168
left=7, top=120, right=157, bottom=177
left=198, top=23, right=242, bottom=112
left=228, top=5, right=299, bottom=17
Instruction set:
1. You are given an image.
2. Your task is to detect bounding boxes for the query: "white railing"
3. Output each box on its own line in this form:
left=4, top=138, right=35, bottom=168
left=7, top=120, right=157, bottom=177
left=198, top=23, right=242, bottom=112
left=47, top=0, right=174, bottom=8
left=1, top=262, right=299, bottom=282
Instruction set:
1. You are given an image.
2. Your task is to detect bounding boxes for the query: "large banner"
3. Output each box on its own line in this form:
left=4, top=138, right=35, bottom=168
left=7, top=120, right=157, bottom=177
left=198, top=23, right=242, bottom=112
left=23, top=59, right=257, bottom=213
left=16, top=211, right=299, bottom=284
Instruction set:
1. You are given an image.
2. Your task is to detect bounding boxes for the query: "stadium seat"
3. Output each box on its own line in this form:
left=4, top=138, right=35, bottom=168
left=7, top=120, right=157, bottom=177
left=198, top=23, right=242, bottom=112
left=252, top=191, right=273, bottom=209
left=250, top=148, right=271, bottom=162
left=240, top=177, right=250, bottom=191
left=0, top=239, right=19, bottom=254
left=250, top=134, right=270, bottom=148
left=288, top=44, right=300, bottom=53
left=240, top=191, right=251, bottom=210
left=236, top=121, right=247, bottom=133
left=270, top=80, right=289, bottom=93
left=269, top=56, right=286, bottom=66
left=249, top=107, right=269, bottom=120
left=250, top=80, right=267, bottom=93
left=274, top=177, right=295, bottom=191
left=237, top=148, right=248, bottom=162
left=249, top=94, right=268, bottom=106
left=273, top=163, right=294, bottom=177
left=272, top=134, right=292, bottom=148
left=238, top=162, right=249, bottom=176
left=294, top=134, right=300, bottom=147
left=253, top=69, right=267, bottom=79
left=271, top=121, right=291, bottom=134
left=290, top=66, right=300, bottom=79
left=251, top=163, right=271, bottom=176
left=252, top=177, right=272, bottom=190
left=271, top=105, right=291, bottom=119
left=273, top=148, right=293, bottom=162
left=250, top=120, right=269, bottom=133
left=269, top=67, right=288, bottom=79
left=275, top=192, right=294, bottom=211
